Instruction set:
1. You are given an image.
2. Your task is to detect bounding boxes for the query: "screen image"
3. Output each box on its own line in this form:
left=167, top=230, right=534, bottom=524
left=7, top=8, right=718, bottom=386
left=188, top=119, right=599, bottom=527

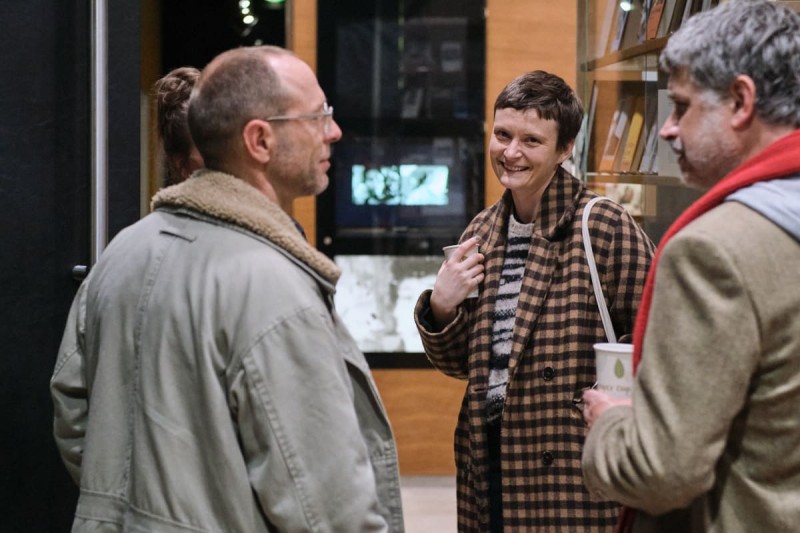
left=351, top=164, right=449, bottom=206
left=333, top=254, right=443, bottom=353
left=330, top=135, right=482, bottom=234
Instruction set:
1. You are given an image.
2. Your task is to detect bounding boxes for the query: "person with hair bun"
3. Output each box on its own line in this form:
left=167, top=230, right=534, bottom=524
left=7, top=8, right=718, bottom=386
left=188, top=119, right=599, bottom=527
left=153, top=66, right=204, bottom=185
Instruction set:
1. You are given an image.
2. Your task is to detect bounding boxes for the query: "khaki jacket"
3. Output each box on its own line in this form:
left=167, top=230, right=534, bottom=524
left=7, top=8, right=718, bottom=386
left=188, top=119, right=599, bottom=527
left=583, top=201, right=800, bottom=532
left=51, top=171, right=404, bottom=532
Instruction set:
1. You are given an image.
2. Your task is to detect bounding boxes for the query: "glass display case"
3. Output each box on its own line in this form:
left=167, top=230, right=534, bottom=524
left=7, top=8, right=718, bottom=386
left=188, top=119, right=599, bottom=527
left=316, top=0, right=485, bottom=360
left=317, top=0, right=485, bottom=256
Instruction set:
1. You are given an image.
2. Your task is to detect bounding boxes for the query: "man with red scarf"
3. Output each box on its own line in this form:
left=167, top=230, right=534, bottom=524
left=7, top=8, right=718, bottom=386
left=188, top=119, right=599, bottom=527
left=580, top=1, right=800, bottom=532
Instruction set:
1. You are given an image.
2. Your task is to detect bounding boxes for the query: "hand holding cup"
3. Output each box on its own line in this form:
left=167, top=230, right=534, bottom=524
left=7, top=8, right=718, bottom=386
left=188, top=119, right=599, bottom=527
left=429, top=238, right=484, bottom=325
left=580, top=343, right=635, bottom=427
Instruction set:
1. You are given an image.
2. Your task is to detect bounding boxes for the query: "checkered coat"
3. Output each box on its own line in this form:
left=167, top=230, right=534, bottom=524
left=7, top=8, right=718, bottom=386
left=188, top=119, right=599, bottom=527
left=415, top=170, right=655, bottom=531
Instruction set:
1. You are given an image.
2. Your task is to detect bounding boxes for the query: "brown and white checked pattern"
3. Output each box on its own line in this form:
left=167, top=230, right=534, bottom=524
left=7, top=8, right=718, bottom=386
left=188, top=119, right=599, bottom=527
left=415, top=169, right=655, bottom=532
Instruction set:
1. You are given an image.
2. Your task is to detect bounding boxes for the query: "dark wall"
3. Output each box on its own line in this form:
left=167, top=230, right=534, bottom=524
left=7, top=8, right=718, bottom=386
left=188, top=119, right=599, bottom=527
left=0, top=1, right=140, bottom=530
left=161, top=0, right=286, bottom=71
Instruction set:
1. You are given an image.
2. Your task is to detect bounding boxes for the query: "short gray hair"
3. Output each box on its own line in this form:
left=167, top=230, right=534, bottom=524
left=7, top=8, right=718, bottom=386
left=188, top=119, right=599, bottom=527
left=188, top=46, right=294, bottom=169
left=660, top=0, right=800, bottom=127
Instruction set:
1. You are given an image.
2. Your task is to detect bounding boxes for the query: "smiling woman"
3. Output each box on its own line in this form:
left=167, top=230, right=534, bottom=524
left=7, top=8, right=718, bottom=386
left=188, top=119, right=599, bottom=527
left=489, top=106, right=573, bottom=222
left=413, top=70, right=655, bottom=531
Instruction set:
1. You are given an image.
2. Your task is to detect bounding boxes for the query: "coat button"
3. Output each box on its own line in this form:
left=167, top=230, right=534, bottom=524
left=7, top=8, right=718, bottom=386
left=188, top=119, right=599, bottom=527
left=542, top=451, right=554, bottom=465
left=542, top=366, right=555, bottom=381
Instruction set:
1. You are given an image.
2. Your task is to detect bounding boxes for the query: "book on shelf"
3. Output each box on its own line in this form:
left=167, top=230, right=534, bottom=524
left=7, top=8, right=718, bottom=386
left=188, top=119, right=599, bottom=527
left=680, top=0, right=702, bottom=27
left=598, top=96, right=635, bottom=172
left=608, top=3, right=630, bottom=52
left=401, top=87, right=424, bottom=118
left=595, top=0, right=618, bottom=57
left=585, top=81, right=599, bottom=150
left=577, top=82, right=599, bottom=174
left=646, top=0, right=667, bottom=39
left=636, top=0, right=653, bottom=44
left=630, top=121, right=650, bottom=172
left=620, top=0, right=648, bottom=49
left=667, top=0, right=689, bottom=34
left=632, top=95, right=659, bottom=172
left=617, top=96, right=646, bottom=172
left=655, top=89, right=682, bottom=177
left=655, top=0, right=680, bottom=37
left=572, top=115, right=587, bottom=179
left=640, top=121, right=660, bottom=174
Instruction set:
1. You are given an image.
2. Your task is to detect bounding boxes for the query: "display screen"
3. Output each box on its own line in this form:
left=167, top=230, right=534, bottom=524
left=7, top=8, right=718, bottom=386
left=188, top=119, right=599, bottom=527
left=351, top=164, right=449, bottom=206
left=331, top=135, right=480, bottom=234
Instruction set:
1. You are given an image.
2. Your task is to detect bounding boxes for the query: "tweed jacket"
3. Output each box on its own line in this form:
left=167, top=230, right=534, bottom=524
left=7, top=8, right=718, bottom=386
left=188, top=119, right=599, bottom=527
left=51, top=171, right=404, bottom=532
left=583, top=197, right=800, bottom=532
left=415, top=169, right=655, bottom=531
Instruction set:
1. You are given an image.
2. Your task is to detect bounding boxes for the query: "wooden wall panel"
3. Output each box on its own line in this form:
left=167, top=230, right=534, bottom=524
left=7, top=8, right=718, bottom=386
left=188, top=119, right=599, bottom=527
left=141, top=0, right=161, bottom=212
left=288, top=0, right=319, bottom=245
left=484, top=0, right=578, bottom=205
left=372, top=369, right=466, bottom=475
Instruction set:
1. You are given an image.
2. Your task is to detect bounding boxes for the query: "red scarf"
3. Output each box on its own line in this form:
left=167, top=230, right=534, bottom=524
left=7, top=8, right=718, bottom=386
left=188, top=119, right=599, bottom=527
left=616, top=128, right=800, bottom=533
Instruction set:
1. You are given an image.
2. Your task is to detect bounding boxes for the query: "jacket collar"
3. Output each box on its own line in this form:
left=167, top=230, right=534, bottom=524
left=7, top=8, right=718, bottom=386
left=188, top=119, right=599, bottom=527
left=494, top=167, right=584, bottom=241
left=151, top=170, right=341, bottom=284
left=632, top=128, right=800, bottom=370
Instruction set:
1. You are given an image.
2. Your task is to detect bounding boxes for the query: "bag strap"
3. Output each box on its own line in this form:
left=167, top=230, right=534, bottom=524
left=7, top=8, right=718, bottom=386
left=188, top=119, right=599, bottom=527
left=582, top=196, right=617, bottom=343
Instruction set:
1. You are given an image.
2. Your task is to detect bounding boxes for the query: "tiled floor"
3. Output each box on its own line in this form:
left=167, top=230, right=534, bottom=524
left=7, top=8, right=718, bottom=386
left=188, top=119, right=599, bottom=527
left=400, top=476, right=457, bottom=532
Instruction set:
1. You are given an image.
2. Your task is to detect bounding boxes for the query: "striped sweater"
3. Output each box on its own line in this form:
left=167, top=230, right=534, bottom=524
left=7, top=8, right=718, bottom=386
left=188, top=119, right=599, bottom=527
left=486, top=214, right=534, bottom=423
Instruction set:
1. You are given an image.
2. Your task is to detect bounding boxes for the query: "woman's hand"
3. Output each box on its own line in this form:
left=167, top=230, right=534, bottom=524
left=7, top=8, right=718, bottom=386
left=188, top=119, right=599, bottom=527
left=581, top=388, right=631, bottom=428
left=429, top=237, right=484, bottom=326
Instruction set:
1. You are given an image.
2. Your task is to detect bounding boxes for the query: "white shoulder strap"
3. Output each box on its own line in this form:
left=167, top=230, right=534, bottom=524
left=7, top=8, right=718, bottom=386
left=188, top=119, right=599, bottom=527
left=582, top=196, right=617, bottom=343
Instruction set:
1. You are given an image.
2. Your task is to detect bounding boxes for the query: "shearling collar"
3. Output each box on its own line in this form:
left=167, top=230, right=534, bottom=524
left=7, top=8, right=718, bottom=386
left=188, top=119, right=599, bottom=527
left=151, top=170, right=341, bottom=284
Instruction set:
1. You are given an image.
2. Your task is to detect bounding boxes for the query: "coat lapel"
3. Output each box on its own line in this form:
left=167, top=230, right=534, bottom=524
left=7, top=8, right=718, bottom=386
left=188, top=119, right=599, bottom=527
left=506, top=170, right=583, bottom=378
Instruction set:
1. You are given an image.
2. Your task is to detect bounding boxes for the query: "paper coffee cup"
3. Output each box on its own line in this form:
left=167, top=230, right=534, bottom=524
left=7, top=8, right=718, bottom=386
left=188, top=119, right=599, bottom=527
left=442, top=243, right=479, bottom=298
left=593, top=342, right=634, bottom=399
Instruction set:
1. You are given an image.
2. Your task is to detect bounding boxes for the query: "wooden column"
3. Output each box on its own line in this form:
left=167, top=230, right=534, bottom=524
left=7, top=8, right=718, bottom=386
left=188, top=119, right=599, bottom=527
left=484, top=0, right=578, bottom=205
left=287, top=0, right=319, bottom=245
left=371, top=369, right=465, bottom=475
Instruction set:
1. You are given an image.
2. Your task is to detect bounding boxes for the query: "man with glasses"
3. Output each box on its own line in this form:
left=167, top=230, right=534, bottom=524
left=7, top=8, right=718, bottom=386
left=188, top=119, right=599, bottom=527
left=51, top=45, right=404, bottom=532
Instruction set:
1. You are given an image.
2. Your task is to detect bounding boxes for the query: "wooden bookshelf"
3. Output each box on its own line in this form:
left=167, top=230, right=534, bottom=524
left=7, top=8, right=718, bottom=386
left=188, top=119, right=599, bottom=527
left=587, top=36, right=669, bottom=70
left=577, top=0, right=706, bottom=242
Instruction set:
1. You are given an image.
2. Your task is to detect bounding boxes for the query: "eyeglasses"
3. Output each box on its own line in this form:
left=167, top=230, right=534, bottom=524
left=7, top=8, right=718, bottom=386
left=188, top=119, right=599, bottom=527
left=265, top=102, right=334, bottom=134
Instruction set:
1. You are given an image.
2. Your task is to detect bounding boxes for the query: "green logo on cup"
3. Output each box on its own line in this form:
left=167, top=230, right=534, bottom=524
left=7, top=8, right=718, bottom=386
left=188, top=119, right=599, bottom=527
left=614, top=358, right=625, bottom=378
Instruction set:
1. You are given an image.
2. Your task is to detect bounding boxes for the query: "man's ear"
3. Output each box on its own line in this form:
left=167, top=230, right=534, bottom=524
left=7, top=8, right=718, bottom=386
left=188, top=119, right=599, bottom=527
left=242, top=119, right=273, bottom=164
left=730, top=74, right=757, bottom=130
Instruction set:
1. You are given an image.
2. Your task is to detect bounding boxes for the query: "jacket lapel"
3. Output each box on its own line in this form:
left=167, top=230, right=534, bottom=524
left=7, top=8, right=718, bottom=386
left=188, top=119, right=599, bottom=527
left=506, top=170, right=583, bottom=378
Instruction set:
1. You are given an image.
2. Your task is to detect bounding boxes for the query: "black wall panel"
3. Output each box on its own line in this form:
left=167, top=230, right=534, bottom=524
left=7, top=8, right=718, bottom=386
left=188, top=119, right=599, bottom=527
left=0, top=1, right=140, bottom=530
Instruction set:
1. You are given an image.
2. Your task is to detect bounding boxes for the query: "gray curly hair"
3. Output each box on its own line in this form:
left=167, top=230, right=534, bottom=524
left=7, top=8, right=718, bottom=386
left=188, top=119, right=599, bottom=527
left=660, top=0, right=800, bottom=127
